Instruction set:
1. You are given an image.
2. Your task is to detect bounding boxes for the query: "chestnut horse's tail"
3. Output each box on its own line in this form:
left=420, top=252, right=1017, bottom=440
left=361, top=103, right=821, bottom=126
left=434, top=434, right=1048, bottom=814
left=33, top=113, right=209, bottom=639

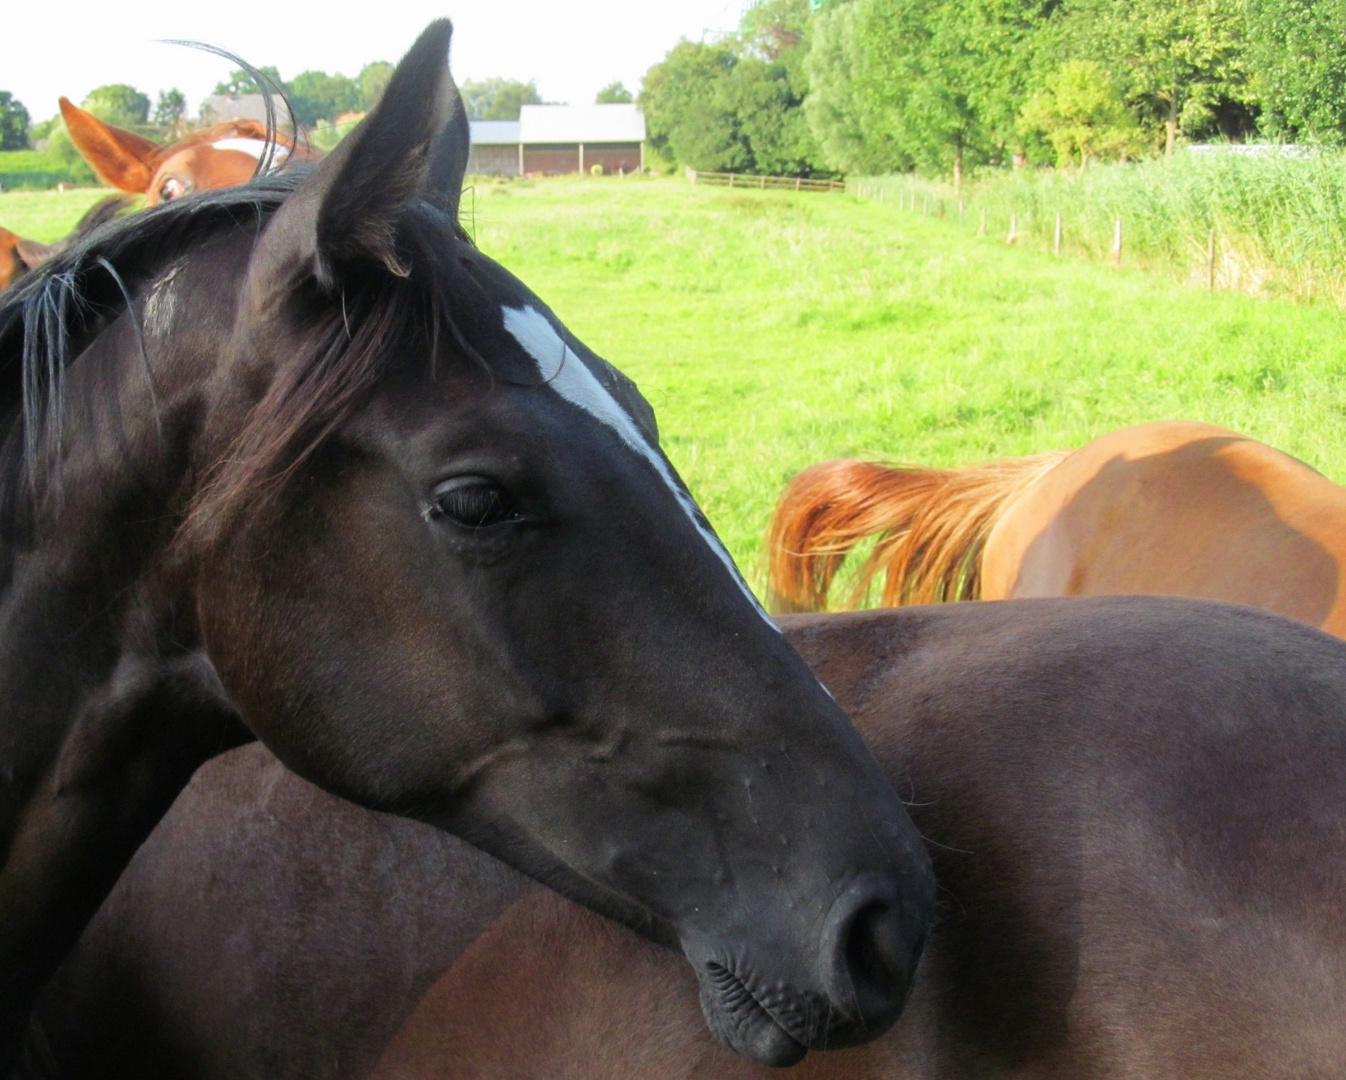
left=767, top=450, right=1070, bottom=612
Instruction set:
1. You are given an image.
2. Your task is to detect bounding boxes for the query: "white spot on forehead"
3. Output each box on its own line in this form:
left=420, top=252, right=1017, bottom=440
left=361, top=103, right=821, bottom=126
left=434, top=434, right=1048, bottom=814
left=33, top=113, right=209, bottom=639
left=209, top=139, right=291, bottom=168
left=502, top=305, right=777, bottom=630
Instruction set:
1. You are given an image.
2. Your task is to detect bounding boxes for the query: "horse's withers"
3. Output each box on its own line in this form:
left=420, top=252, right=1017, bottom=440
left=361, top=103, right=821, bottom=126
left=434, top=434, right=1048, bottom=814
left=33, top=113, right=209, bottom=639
left=0, top=21, right=931, bottom=1068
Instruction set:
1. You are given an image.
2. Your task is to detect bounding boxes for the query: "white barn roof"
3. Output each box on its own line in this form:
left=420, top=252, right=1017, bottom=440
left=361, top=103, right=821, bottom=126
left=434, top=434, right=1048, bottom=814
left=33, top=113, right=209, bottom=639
left=469, top=121, right=521, bottom=145
left=517, top=104, right=645, bottom=144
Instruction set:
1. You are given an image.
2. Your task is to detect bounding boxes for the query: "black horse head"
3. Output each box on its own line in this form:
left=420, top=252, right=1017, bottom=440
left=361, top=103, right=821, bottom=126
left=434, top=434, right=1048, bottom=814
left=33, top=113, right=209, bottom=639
left=0, top=21, right=933, bottom=1067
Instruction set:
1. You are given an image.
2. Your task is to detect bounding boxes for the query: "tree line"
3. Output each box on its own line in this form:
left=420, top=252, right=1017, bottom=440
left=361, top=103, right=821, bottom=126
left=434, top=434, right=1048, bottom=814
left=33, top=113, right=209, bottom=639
left=639, top=0, right=1346, bottom=185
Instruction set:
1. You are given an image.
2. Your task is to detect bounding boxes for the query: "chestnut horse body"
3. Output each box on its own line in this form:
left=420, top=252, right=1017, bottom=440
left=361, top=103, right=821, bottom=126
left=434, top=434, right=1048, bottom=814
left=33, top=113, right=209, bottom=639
left=769, top=420, right=1346, bottom=636
left=29, top=601, right=1346, bottom=1078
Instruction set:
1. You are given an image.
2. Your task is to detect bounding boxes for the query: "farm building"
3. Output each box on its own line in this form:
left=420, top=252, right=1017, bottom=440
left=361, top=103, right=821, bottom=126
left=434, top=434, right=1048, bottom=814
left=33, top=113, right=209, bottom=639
left=468, top=104, right=646, bottom=176
left=199, top=94, right=269, bottom=124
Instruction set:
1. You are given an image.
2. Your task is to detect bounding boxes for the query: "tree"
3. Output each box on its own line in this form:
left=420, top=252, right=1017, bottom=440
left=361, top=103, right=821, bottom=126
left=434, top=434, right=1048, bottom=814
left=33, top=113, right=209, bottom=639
left=81, top=84, right=150, bottom=127
left=214, top=67, right=283, bottom=96
left=1246, top=0, right=1346, bottom=142
left=807, top=2, right=895, bottom=173
left=288, top=71, right=361, bottom=127
left=153, top=88, right=187, bottom=129
left=0, top=92, right=30, bottom=151
left=740, top=0, right=811, bottom=59
left=1020, top=60, right=1140, bottom=168
left=1062, top=0, right=1250, bottom=155
left=595, top=82, right=633, bottom=104
left=358, top=62, right=393, bottom=111
left=460, top=78, right=544, bottom=121
left=641, top=41, right=750, bottom=171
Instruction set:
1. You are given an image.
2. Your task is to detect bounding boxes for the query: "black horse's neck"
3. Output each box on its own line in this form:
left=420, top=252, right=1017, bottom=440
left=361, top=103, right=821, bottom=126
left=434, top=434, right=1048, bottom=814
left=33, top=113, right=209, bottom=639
left=0, top=260, right=254, bottom=1068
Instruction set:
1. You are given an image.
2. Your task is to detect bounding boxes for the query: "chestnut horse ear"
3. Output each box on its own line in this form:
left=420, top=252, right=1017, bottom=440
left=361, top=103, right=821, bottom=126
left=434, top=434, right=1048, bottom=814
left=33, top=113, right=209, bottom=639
left=59, top=98, right=160, bottom=194
left=15, top=237, right=58, bottom=269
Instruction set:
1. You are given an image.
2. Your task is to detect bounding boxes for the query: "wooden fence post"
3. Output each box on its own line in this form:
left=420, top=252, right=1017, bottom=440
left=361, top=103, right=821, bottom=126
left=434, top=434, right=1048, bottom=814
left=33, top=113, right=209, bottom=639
left=1207, top=228, right=1216, bottom=290
left=922, top=193, right=929, bottom=216
left=1111, top=220, right=1122, bottom=264
left=1054, top=213, right=1062, bottom=257
left=977, top=208, right=987, bottom=237
left=1007, top=213, right=1018, bottom=244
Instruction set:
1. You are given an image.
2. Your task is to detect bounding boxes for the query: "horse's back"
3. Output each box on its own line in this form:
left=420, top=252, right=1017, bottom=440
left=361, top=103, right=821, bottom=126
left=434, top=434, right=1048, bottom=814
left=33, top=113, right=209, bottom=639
left=982, top=421, right=1346, bottom=635
left=788, top=599, right=1346, bottom=1076
left=28, top=743, right=529, bottom=1080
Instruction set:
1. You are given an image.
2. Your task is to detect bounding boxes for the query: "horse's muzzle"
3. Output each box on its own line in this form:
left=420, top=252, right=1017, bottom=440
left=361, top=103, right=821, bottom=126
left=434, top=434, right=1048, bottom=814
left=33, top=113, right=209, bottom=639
left=690, top=872, right=926, bottom=1066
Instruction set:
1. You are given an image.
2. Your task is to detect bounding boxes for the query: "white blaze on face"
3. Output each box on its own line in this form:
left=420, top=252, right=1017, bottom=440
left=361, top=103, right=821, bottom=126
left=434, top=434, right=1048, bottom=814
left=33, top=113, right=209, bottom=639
left=209, top=139, right=291, bottom=167
left=502, top=305, right=775, bottom=628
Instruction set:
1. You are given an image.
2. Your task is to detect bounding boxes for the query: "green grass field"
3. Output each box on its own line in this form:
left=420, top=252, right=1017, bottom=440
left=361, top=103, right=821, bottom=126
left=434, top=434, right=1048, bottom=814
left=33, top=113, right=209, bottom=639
left=5, top=176, right=1346, bottom=596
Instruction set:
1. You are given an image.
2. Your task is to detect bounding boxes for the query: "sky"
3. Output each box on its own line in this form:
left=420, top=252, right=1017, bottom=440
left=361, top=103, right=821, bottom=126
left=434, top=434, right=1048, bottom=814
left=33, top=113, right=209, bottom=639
left=2, top=0, right=751, bottom=122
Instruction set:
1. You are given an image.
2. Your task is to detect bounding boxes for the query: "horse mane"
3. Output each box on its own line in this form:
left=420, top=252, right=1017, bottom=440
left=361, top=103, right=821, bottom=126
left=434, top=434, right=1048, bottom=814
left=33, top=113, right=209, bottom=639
left=0, top=173, right=299, bottom=457
left=766, top=451, right=1070, bottom=612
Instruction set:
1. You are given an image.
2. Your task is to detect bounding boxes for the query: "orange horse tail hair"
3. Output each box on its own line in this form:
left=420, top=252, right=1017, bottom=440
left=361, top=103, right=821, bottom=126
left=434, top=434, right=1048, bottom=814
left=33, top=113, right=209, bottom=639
left=766, top=451, right=1070, bottom=613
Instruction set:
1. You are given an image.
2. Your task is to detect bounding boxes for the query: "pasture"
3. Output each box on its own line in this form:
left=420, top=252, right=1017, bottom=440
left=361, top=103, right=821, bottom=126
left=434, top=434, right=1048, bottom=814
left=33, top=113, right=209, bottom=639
left=5, top=176, right=1345, bottom=594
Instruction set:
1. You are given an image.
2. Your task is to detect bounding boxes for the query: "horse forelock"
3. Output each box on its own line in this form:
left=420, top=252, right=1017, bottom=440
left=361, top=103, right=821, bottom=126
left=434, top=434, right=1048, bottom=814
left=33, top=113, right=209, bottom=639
left=176, top=204, right=486, bottom=552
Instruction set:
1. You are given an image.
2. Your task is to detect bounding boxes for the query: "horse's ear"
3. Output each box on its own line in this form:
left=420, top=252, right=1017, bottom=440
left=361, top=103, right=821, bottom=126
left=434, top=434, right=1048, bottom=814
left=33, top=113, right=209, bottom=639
left=59, top=98, right=160, bottom=194
left=15, top=237, right=58, bottom=269
left=250, top=19, right=462, bottom=291
left=423, top=82, right=471, bottom=221
left=314, top=19, right=458, bottom=276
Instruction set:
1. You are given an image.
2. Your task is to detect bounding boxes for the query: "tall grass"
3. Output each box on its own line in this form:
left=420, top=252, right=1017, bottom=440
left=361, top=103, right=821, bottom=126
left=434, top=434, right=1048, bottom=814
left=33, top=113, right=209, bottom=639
left=853, top=149, right=1346, bottom=304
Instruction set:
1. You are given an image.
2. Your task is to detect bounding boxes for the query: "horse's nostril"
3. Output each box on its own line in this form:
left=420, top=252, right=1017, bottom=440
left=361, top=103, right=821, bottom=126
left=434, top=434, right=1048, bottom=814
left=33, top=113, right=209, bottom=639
left=821, top=876, right=919, bottom=1029
left=843, top=899, right=905, bottom=1011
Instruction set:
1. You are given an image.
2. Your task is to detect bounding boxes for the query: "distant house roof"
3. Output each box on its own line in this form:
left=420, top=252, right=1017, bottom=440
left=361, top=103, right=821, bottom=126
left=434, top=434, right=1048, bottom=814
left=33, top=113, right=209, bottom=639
left=200, top=94, right=268, bottom=124
left=469, top=121, right=521, bottom=145
left=518, top=104, right=645, bottom=144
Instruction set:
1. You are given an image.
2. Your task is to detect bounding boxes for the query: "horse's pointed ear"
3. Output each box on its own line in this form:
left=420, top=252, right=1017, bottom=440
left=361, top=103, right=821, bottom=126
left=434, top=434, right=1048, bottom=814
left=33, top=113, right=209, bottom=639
left=14, top=237, right=58, bottom=269
left=423, top=82, right=471, bottom=221
left=308, top=19, right=458, bottom=277
left=59, top=98, right=160, bottom=194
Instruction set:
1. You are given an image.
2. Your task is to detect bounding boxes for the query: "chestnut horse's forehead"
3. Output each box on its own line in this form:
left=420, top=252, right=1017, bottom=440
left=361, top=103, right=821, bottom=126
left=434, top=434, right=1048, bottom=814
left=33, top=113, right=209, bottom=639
left=501, top=304, right=773, bottom=626
left=149, top=140, right=284, bottom=203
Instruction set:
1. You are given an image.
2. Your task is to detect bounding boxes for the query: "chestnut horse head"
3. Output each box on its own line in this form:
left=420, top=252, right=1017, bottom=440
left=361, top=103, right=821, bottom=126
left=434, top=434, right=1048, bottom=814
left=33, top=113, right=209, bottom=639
left=59, top=97, right=303, bottom=205
left=0, top=21, right=933, bottom=1070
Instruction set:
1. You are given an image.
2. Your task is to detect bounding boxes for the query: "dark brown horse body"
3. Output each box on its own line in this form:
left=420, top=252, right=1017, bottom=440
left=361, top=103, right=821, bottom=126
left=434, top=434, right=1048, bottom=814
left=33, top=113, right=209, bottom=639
left=31, top=599, right=1346, bottom=1078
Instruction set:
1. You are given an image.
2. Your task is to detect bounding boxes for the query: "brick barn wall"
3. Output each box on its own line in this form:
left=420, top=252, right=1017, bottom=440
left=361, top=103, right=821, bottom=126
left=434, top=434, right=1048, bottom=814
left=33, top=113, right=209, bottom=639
left=522, top=143, right=644, bottom=175
left=524, top=145, right=580, bottom=175
left=583, top=143, right=642, bottom=173
left=467, top=144, right=520, bottom=176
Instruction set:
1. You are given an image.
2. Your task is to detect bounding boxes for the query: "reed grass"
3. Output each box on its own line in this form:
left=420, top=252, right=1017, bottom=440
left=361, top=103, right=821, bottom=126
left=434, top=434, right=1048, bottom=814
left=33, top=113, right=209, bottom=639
left=854, top=149, right=1346, bottom=304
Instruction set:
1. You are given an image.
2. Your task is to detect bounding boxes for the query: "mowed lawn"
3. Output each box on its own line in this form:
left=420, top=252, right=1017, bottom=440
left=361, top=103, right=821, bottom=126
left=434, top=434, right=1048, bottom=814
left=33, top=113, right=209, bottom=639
left=5, top=177, right=1346, bottom=595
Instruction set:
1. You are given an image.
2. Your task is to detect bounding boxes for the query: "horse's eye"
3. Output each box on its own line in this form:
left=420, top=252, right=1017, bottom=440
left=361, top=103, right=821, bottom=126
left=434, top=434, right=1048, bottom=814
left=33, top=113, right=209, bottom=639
left=158, top=177, right=189, bottom=203
left=430, top=476, right=520, bottom=529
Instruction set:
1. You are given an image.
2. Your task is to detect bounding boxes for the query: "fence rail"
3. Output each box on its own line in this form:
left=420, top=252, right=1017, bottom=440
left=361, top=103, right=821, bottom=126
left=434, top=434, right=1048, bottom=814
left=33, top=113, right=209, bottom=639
left=687, top=169, right=846, bottom=193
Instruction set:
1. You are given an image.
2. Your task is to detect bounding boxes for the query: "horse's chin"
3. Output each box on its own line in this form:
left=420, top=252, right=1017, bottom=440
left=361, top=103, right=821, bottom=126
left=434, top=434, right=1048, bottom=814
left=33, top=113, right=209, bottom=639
left=698, top=974, right=807, bottom=1067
